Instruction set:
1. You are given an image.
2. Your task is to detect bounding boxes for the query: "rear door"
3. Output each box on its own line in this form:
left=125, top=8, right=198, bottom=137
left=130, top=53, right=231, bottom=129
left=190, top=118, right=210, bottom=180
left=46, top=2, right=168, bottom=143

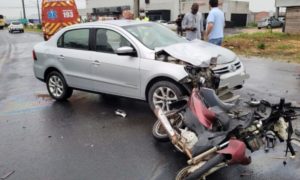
left=56, top=28, right=95, bottom=91
left=90, top=28, right=141, bottom=98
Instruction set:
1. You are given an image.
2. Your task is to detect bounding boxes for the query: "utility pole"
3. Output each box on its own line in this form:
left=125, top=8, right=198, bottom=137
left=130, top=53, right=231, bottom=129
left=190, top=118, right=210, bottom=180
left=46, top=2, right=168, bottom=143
left=21, top=0, right=27, bottom=19
left=37, top=0, right=41, bottom=24
left=133, top=0, right=140, bottom=18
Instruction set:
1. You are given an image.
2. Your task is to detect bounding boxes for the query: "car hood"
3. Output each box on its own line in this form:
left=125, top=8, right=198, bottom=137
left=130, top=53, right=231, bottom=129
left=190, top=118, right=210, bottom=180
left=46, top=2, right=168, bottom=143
left=155, top=40, right=237, bottom=67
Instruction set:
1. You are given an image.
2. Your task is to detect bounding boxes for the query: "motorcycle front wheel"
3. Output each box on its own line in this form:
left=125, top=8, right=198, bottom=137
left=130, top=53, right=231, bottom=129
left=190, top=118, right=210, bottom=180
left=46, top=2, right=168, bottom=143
left=152, top=120, right=169, bottom=142
left=152, top=113, right=184, bottom=142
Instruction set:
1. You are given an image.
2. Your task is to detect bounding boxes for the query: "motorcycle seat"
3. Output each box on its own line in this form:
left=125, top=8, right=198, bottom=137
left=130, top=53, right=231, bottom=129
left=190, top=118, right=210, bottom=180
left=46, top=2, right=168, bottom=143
left=210, top=106, right=231, bottom=131
left=200, top=88, right=235, bottom=112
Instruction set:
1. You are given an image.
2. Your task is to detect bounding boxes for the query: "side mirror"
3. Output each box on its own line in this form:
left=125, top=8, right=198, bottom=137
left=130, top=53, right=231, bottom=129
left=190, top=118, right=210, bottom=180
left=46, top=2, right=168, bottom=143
left=116, top=46, right=136, bottom=56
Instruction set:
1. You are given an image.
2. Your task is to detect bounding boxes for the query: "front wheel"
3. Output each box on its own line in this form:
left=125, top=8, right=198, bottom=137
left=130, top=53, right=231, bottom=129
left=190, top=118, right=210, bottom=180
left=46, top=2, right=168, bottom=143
left=148, top=80, right=184, bottom=111
left=152, top=112, right=184, bottom=142
left=46, top=71, right=73, bottom=101
left=152, top=120, right=169, bottom=142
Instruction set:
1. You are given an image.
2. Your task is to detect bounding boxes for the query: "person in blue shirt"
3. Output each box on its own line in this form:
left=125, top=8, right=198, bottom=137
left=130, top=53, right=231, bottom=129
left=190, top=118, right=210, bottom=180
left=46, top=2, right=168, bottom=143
left=205, top=0, right=225, bottom=46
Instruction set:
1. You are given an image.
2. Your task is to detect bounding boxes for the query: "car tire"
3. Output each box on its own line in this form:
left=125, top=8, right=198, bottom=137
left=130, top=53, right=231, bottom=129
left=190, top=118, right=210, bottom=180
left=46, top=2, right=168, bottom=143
left=46, top=71, right=73, bottom=101
left=258, top=27, right=261, bottom=29
left=148, top=80, right=184, bottom=111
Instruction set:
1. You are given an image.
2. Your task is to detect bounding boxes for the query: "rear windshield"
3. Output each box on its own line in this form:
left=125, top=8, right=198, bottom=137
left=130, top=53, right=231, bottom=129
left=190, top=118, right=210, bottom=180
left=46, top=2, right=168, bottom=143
left=12, top=22, right=21, bottom=25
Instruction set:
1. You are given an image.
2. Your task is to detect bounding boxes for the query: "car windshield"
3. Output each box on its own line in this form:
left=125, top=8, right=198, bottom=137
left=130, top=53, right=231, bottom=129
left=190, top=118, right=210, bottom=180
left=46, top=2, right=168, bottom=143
left=123, top=23, right=187, bottom=50
left=12, top=22, right=21, bottom=25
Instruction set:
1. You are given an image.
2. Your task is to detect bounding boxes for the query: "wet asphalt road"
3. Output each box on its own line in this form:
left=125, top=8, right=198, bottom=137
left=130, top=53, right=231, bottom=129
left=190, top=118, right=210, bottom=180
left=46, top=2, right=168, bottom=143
left=0, top=30, right=299, bottom=180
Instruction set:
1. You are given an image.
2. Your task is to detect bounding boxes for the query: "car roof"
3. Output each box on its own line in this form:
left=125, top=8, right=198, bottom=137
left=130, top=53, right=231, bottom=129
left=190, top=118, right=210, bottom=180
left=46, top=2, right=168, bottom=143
left=73, top=20, right=151, bottom=28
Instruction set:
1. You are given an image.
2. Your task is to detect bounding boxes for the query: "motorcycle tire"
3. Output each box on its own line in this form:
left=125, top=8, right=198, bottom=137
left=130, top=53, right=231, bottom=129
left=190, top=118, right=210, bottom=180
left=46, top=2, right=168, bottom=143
left=152, top=120, right=170, bottom=142
left=182, top=154, right=226, bottom=180
left=176, top=166, right=192, bottom=180
left=152, top=112, right=184, bottom=142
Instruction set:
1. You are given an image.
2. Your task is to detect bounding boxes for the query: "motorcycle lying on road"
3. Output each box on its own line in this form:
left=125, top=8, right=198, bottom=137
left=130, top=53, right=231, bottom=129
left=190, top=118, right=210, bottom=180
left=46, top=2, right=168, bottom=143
left=154, top=66, right=299, bottom=180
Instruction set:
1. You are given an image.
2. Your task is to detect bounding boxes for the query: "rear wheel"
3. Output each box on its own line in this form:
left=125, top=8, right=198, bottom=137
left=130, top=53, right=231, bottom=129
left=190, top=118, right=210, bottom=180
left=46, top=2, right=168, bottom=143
left=46, top=71, right=73, bottom=101
left=148, top=81, right=184, bottom=111
left=176, top=166, right=192, bottom=180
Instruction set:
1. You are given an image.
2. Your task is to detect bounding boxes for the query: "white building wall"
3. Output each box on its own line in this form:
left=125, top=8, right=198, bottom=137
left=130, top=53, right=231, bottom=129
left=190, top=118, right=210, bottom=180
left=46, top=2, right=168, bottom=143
left=140, top=0, right=180, bottom=20
left=79, top=0, right=250, bottom=22
left=78, top=0, right=134, bottom=17
left=276, top=0, right=300, bottom=7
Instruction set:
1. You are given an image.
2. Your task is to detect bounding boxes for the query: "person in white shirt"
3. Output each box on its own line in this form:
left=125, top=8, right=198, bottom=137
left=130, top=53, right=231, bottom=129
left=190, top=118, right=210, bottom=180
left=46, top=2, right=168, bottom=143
left=182, top=3, right=204, bottom=41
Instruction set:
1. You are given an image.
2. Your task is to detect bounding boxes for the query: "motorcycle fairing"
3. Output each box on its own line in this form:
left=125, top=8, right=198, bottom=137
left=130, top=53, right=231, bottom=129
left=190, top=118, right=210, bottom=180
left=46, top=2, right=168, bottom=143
left=217, top=139, right=251, bottom=165
left=189, top=89, right=216, bottom=129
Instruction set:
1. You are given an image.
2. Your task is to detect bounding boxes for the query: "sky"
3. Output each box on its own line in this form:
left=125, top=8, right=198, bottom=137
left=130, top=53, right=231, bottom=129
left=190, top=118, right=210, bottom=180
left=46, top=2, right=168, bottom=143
left=0, top=0, right=276, bottom=19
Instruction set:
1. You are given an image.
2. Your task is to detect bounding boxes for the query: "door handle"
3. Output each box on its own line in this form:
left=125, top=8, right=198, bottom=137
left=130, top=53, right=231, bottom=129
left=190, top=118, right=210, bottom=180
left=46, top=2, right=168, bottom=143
left=93, top=60, right=101, bottom=65
left=58, top=55, right=64, bottom=60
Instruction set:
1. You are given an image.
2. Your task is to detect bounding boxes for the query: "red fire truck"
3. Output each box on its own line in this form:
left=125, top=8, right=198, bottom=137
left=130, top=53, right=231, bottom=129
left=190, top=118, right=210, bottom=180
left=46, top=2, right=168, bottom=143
left=42, top=0, right=80, bottom=40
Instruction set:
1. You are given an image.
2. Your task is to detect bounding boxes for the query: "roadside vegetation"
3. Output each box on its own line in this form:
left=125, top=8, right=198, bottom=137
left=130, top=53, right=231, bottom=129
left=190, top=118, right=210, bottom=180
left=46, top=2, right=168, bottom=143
left=223, top=31, right=300, bottom=63
left=25, top=24, right=42, bottom=33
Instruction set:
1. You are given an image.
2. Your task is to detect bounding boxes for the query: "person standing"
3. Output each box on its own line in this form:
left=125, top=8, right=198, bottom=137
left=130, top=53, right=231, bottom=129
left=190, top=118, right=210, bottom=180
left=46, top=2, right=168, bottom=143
left=175, top=14, right=183, bottom=36
left=205, top=0, right=225, bottom=46
left=121, top=10, right=134, bottom=20
left=182, top=3, right=204, bottom=41
left=136, top=9, right=149, bottom=22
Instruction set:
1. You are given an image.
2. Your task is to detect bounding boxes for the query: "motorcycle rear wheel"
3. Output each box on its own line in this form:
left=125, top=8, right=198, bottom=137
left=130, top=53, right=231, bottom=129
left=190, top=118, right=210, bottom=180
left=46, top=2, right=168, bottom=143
left=176, top=166, right=192, bottom=180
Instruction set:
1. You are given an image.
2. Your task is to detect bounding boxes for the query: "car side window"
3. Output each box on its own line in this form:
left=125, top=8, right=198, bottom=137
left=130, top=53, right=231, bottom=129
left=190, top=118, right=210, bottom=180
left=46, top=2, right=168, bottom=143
left=58, top=29, right=89, bottom=50
left=96, top=29, right=132, bottom=54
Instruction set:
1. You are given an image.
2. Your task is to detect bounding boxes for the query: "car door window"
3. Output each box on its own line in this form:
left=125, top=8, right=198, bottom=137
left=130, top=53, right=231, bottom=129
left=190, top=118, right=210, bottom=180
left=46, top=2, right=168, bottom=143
left=96, top=29, right=132, bottom=53
left=59, top=29, right=89, bottom=50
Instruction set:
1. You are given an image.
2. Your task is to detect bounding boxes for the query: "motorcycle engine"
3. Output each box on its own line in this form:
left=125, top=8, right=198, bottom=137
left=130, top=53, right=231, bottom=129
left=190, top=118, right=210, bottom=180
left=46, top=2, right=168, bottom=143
left=180, top=128, right=198, bottom=149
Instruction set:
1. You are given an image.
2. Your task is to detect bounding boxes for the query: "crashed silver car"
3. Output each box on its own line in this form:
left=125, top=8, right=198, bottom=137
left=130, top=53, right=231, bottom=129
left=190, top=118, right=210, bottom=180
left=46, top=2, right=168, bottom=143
left=33, top=20, right=249, bottom=110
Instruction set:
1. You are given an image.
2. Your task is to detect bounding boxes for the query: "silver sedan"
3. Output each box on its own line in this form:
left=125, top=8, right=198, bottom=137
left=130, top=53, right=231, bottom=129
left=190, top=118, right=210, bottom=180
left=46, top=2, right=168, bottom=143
left=33, top=20, right=248, bottom=111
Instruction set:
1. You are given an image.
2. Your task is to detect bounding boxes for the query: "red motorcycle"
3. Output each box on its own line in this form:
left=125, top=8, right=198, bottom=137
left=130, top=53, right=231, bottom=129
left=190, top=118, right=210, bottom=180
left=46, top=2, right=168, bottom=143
left=154, top=66, right=299, bottom=180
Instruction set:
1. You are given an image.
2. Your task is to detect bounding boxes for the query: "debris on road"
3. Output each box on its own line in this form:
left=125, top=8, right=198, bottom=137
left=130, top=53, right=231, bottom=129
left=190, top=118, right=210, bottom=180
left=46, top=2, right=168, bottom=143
left=115, top=109, right=127, bottom=118
left=0, top=170, right=15, bottom=180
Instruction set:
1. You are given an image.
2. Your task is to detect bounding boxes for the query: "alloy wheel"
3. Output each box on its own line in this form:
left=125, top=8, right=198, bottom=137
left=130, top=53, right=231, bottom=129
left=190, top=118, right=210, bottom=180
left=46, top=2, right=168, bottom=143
left=48, top=75, right=64, bottom=98
left=153, top=87, right=178, bottom=112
